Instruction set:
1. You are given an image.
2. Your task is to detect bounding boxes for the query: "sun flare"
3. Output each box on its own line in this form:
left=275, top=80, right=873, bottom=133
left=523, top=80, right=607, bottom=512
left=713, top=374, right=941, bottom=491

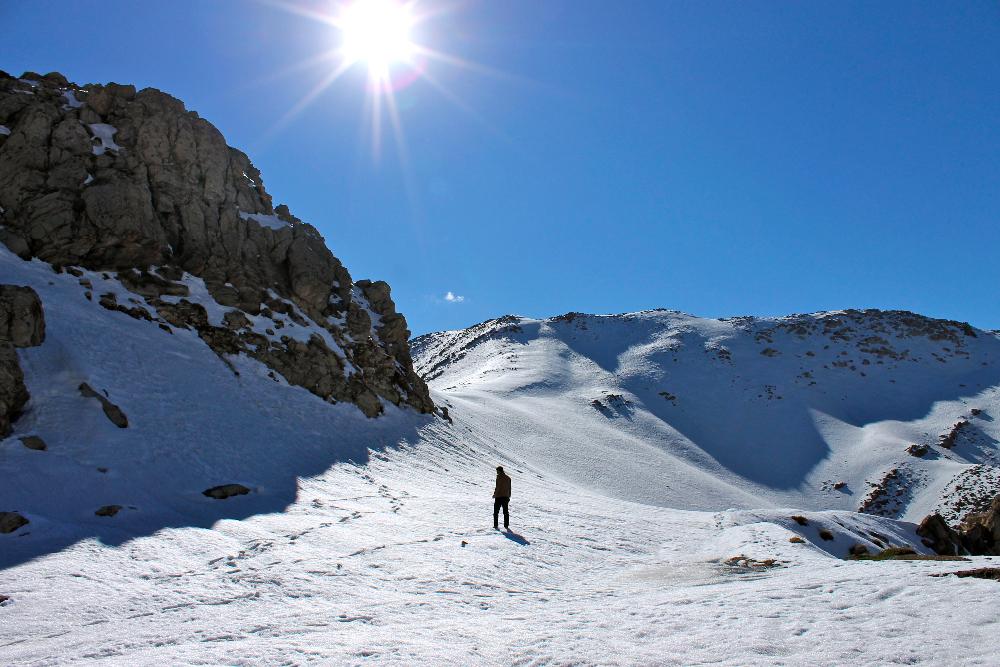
left=339, top=0, right=415, bottom=74
left=267, top=0, right=496, bottom=161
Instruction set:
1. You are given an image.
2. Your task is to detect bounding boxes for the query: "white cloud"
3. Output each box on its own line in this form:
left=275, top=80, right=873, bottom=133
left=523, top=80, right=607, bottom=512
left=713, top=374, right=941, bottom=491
left=444, top=291, right=465, bottom=303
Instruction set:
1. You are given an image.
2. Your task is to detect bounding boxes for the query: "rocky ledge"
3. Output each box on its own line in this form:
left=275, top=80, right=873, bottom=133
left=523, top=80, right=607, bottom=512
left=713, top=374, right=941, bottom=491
left=0, top=71, right=431, bottom=417
left=917, top=494, right=1000, bottom=556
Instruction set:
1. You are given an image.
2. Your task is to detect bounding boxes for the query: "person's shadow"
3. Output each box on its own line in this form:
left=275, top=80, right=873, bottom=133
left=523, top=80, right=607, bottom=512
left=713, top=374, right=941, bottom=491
left=503, top=529, right=530, bottom=545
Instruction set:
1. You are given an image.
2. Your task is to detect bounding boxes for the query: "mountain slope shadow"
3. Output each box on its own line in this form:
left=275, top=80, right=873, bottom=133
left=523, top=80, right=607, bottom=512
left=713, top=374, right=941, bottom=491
left=0, top=270, right=437, bottom=570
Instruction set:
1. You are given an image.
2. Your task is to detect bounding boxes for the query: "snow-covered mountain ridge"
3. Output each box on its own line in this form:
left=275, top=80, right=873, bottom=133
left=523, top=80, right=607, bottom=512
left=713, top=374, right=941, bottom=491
left=412, top=308, right=1000, bottom=520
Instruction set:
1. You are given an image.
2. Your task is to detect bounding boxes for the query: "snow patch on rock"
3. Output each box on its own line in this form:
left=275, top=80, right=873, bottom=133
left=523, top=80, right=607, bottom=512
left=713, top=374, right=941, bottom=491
left=62, top=90, right=83, bottom=109
left=88, top=123, right=121, bottom=155
left=238, top=210, right=290, bottom=231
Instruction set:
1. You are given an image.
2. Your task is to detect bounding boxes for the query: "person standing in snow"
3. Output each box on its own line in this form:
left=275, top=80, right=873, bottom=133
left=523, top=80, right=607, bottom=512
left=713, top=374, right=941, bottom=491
left=493, top=466, right=511, bottom=530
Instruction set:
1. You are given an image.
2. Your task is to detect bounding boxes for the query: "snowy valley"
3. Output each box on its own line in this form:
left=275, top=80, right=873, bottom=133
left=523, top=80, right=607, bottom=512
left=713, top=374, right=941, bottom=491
left=2, top=254, right=999, bottom=664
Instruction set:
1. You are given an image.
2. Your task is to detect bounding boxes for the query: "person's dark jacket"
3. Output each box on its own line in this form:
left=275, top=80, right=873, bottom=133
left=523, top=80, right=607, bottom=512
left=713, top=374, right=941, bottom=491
left=493, top=471, right=511, bottom=498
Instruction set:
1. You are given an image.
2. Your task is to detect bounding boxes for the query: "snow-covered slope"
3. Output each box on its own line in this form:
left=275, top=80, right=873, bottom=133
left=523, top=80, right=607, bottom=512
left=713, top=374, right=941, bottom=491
left=412, top=310, right=1000, bottom=520
left=2, top=251, right=1000, bottom=663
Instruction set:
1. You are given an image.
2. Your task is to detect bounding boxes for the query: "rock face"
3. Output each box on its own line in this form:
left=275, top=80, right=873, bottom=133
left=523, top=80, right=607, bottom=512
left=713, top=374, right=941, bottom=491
left=0, top=285, right=45, bottom=347
left=0, top=344, right=28, bottom=437
left=918, top=495, right=1000, bottom=556
left=0, top=71, right=431, bottom=417
left=0, top=284, right=45, bottom=436
left=957, top=495, right=1000, bottom=555
left=916, top=514, right=962, bottom=556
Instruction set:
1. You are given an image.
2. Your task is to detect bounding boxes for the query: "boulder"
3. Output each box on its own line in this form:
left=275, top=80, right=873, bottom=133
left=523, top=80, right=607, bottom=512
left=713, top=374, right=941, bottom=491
left=202, top=484, right=250, bottom=500
left=78, top=382, right=129, bottom=428
left=223, top=310, right=251, bottom=331
left=917, top=514, right=962, bottom=555
left=154, top=299, right=209, bottom=330
left=19, top=435, right=46, bottom=451
left=0, top=285, right=45, bottom=346
left=0, top=343, right=29, bottom=436
left=0, top=511, right=28, bottom=534
left=117, top=269, right=188, bottom=298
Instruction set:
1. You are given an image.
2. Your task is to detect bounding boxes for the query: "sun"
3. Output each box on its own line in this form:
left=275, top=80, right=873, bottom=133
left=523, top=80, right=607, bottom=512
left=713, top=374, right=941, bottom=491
left=266, top=0, right=497, bottom=161
left=339, top=0, right=416, bottom=74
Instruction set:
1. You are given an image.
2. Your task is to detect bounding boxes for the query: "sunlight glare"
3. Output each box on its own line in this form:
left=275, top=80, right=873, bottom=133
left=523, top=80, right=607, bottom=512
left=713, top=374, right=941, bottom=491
left=340, top=0, right=415, bottom=73
left=266, top=0, right=507, bottom=163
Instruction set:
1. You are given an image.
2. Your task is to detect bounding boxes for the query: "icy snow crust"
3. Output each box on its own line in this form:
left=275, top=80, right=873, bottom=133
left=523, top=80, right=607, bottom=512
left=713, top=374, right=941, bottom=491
left=1, top=254, right=1000, bottom=663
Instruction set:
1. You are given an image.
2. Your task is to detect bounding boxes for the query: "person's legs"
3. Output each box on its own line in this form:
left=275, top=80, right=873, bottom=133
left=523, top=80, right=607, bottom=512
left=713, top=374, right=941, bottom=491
left=493, top=498, right=502, bottom=528
left=501, top=497, right=509, bottom=528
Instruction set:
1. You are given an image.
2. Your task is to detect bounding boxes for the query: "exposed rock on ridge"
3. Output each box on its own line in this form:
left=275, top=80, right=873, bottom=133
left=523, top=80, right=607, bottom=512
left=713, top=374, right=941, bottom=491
left=918, top=495, right=1000, bottom=556
left=0, top=71, right=431, bottom=417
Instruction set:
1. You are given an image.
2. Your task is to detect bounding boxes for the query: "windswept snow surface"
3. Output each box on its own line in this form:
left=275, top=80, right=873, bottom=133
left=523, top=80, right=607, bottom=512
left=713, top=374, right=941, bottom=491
left=1, top=254, right=1000, bottom=665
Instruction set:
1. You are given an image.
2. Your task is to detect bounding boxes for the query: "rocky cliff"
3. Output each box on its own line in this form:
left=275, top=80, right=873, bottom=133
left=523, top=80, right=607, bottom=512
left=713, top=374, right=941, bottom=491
left=0, top=70, right=431, bottom=417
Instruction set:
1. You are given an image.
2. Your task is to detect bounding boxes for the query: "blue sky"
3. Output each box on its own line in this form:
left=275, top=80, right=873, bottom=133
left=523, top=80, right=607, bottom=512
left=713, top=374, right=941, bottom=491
left=5, top=1, right=1000, bottom=335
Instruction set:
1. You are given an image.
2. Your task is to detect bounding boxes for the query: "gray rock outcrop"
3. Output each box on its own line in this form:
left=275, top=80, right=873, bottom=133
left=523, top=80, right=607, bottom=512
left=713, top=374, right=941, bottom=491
left=0, top=71, right=431, bottom=417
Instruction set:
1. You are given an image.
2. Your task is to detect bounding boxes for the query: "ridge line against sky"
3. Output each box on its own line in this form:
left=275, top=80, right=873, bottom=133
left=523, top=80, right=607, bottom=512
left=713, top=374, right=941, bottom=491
left=4, top=0, right=999, bottom=335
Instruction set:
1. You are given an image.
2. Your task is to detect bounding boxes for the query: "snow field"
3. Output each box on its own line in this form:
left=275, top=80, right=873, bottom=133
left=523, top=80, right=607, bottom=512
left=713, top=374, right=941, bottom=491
left=3, top=418, right=998, bottom=665
left=1, top=253, right=999, bottom=664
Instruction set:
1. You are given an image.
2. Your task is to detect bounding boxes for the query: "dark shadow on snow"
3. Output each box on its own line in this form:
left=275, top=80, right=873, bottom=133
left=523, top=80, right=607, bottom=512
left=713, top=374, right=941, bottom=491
left=0, top=318, right=439, bottom=571
left=503, top=529, right=530, bottom=545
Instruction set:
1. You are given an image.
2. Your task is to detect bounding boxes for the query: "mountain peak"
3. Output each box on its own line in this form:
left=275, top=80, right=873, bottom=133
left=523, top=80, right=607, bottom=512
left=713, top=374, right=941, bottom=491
left=0, top=70, right=431, bottom=417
